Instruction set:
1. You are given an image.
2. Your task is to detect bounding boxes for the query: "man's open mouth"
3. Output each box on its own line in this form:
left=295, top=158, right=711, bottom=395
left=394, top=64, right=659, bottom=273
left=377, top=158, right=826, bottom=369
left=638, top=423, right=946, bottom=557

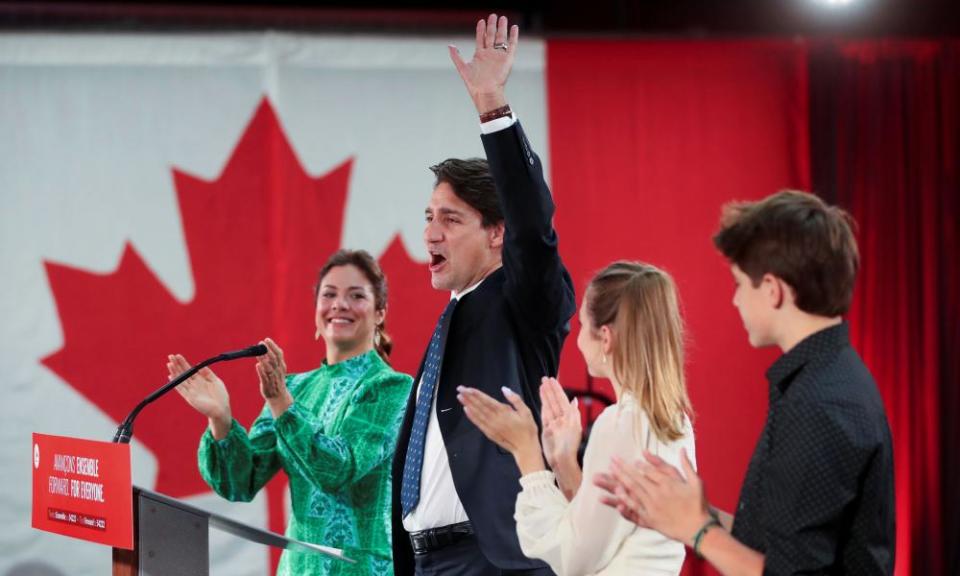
left=429, top=253, right=447, bottom=270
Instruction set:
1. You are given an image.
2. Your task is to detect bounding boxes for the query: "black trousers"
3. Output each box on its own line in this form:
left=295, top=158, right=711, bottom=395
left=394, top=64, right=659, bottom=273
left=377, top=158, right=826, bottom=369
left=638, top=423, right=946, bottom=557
left=412, top=534, right=553, bottom=576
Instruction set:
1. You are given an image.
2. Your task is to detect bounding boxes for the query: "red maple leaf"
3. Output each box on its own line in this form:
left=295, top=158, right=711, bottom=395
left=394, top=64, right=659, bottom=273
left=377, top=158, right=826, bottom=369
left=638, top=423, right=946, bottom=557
left=42, top=97, right=443, bottom=571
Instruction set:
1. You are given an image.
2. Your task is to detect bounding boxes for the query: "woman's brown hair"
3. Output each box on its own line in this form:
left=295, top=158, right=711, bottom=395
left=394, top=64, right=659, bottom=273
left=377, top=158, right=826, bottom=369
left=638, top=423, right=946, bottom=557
left=586, top=261, right=692, bottom=443
left=315, top=249, right=393, bottom=363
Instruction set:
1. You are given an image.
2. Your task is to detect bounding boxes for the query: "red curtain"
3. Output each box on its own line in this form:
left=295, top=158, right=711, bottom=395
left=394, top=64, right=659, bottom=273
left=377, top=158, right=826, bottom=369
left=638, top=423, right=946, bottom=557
left=547, top=39, right=811, bottom=576
left=810, top=40, right=960, bottom=576
left=548, top=38, right=957, bottom=575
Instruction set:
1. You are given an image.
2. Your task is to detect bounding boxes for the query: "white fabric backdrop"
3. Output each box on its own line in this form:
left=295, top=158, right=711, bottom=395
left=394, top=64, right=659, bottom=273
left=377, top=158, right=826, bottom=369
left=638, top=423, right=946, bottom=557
left=0, top=31, right=547, bottom=575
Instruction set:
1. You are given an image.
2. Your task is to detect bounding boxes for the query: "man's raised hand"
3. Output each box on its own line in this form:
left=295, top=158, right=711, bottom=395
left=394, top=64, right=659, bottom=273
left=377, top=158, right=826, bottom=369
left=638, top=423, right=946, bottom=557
left=449, top=13, right=519, bottom=113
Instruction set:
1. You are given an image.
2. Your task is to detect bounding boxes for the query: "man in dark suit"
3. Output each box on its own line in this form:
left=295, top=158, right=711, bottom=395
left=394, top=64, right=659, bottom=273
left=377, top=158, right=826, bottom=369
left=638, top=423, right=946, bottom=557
left=391, top=13, right=576, bottom=576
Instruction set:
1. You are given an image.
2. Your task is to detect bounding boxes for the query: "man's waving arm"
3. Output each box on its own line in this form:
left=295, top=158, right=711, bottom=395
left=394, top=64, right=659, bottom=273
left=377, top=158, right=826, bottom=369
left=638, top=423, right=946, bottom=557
left=450, top=14, right=575, bottom=331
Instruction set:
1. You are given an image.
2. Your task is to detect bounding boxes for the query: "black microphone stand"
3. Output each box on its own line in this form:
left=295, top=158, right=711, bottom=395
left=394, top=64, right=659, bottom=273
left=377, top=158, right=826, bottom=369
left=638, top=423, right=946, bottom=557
left=112, top=345, right=266, bottom=444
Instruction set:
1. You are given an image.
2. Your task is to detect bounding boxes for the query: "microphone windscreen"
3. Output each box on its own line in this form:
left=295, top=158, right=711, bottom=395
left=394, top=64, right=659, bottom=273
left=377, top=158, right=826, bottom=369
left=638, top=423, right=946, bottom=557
left=220, top=344, right=268, bottom=360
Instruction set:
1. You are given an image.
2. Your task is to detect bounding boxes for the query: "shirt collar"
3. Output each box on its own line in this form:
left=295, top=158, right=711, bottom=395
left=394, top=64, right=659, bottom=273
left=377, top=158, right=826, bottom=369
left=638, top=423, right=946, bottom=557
left=320, top=348, right=379, bottom=371
left=765, top=321, right=850, bottom=394
left=452, top=277, right=485, bottom=301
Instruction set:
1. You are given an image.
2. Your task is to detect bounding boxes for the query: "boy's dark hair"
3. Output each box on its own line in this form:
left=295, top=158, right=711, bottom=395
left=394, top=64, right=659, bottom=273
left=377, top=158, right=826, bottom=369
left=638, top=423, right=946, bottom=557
left=430, top=158, right=503, bottom=228
left=713, top=190, right=860, bottom=317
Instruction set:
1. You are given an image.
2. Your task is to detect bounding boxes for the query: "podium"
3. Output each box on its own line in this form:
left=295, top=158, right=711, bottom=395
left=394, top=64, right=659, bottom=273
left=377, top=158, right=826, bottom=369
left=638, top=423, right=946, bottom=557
left=33, top=349, right=354, bottom=574
left=112, top=486, right=353, bottom=576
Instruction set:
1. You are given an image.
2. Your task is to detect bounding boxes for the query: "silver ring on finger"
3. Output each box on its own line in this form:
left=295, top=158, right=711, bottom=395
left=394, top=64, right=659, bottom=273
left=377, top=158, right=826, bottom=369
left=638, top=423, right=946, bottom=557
left=493, top=42, right=508, bottom=51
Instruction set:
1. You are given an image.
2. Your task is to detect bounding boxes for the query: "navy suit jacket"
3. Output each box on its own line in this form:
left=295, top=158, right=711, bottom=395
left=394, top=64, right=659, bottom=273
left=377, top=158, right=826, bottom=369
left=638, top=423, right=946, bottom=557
left=390, top=121, right=576, bottom=574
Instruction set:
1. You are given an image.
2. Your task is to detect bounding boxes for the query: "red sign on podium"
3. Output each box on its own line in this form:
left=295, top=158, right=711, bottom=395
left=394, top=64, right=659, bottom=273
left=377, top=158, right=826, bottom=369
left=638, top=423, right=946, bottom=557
left=32, top=433, right=133, bottom=549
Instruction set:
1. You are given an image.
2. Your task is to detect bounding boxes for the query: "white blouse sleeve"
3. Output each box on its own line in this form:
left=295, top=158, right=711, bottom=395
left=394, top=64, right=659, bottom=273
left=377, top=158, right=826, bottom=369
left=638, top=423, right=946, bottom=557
left=514, top=403, right=646, bottom=575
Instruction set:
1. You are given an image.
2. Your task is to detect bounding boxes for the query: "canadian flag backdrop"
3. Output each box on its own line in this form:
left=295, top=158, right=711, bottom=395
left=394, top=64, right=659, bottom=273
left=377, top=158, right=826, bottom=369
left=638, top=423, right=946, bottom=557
left=1, top=32, right=811, bottom=575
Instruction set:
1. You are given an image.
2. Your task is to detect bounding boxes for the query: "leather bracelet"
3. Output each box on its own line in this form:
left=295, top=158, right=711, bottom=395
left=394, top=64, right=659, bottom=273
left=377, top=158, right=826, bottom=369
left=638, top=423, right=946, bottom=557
left=708, top=505, right=722, bottom=525
left=692, top=517, right=722, bottom=559
left=479, top=104, right=512, bottom=123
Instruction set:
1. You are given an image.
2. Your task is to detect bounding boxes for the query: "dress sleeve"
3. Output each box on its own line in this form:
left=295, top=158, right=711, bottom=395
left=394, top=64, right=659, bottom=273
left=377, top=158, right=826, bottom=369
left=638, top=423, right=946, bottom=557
left=514, top=405, right=649, bottom=575
left=272, top=371, right=412, bottom=493
left=197, top=410, right=283, bottom=502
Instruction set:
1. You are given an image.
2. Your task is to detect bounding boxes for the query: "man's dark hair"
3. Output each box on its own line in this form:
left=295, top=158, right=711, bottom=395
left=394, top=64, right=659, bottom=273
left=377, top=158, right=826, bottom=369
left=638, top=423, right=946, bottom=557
left=430, top=158, right=503, bottom=228
left=713, top=190, right=860, bottom=317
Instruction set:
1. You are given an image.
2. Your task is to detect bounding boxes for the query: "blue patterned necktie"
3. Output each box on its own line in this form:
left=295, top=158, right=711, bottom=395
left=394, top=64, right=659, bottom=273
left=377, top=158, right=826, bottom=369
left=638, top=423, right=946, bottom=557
left=400, top=298, right=458, bottom=517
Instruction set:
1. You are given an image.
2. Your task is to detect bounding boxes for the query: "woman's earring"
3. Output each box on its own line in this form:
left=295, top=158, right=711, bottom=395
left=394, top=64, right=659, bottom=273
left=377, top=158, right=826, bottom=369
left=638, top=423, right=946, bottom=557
left=314, top=327, right=321, bottom=341
left=601, top=353, right=607, bottom=364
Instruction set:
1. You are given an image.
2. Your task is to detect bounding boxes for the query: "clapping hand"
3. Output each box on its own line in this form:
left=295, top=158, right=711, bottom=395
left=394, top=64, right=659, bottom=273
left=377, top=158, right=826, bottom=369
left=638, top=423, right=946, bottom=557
left=256, top=337, right=293, bottom=418
left=449, top=13, right=519, bottom=113
left=168, top=353, right=232, bottom=438
left=594, top=449, right=710, bottom=546
left=539, top=377, right=582, bottom=470
left=457, top=385, right=546, bottom=475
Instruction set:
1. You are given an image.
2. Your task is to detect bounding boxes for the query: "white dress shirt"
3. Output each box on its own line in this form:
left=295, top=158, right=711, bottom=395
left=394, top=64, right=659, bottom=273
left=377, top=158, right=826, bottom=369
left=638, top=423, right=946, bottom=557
left=402, top=281, right=483, bottom=532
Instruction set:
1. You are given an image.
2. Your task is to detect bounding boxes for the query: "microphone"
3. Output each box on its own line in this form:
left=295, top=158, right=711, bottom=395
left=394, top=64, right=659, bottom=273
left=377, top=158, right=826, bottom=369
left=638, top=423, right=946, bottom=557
left=219, top=344, right=268, bottom=361
left=112, top=343, right=268, bottom=444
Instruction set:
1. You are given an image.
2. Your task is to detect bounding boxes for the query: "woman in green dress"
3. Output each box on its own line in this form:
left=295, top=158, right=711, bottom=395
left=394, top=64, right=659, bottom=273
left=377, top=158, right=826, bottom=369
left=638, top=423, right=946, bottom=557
left=167, top=249, right=413, bottom=575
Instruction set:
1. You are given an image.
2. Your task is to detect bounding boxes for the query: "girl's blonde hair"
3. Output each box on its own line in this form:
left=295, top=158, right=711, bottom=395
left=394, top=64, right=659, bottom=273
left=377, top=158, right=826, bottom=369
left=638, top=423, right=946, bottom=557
left=586, top=261, right=692, bottom=442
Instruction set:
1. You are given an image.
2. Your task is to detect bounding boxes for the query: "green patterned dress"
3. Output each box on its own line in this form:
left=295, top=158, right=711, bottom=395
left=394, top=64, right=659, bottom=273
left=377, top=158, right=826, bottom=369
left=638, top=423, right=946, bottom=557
left=197, top=350, right=413, bottom=575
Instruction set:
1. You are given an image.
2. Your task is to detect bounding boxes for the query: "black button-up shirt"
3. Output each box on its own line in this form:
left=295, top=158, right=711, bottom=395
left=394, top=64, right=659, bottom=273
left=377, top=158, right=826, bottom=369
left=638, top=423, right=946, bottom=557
left=731, top=323, right=895, bottom=575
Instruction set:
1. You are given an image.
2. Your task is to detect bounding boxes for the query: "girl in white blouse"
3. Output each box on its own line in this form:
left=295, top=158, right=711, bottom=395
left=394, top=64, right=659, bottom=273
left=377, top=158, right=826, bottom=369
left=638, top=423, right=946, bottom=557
left=457, top=261, right=696, bottom=575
